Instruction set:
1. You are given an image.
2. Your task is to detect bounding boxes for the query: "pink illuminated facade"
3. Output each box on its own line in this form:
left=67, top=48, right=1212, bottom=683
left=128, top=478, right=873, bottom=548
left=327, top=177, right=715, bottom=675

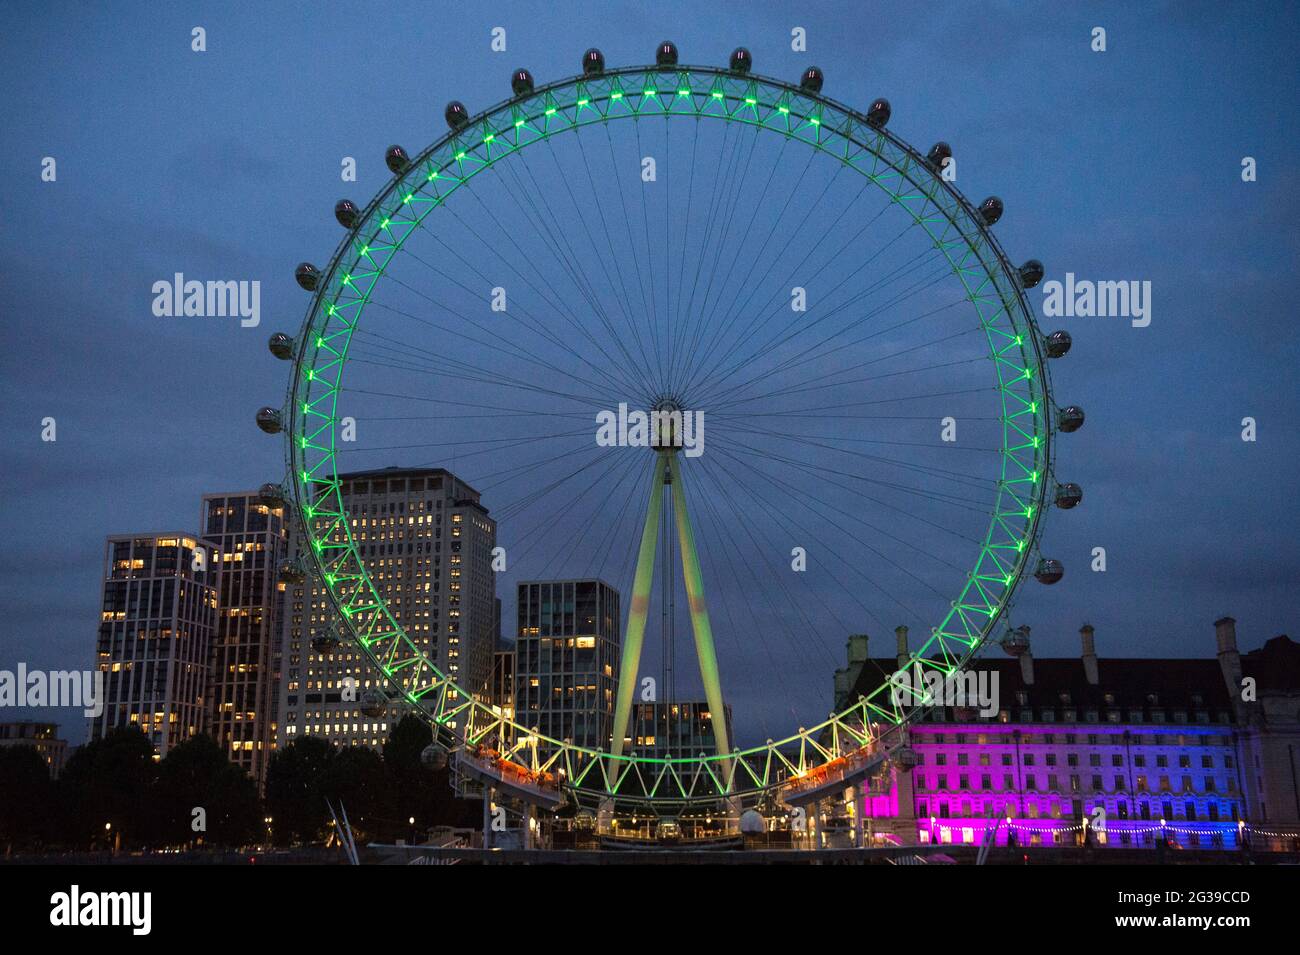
left=828, top=617, right=1300, bottom=853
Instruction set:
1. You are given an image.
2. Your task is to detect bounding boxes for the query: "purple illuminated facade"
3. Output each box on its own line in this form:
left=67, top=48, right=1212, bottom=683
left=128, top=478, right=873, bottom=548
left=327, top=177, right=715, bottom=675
left=830, top=617, right=1300, bottom=853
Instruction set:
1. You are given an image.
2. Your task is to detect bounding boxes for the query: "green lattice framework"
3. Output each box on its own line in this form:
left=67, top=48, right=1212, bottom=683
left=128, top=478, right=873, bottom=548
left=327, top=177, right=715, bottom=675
left=284, top=65, right=1054, bottom=805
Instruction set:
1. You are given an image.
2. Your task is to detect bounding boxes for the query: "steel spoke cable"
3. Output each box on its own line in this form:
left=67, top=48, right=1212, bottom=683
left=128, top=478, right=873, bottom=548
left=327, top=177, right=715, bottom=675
left=347, top=340, right=612, bottom=403
left=693, top=456, right=914, bottom=670
left=365, top=277, right=626, bottom=395
left=363, top=280, right=640, bottom=403
left=677, top=141, right=819, bottom=394
left=703, top=437, right=972, bottom=574
left=631, top=117, right=666, bottom=392
left=700, top=445, right=942, bottom=632
left=712, top=338, right=987, bottom=412
left=519, top=133, right=652, bottom=378
left=431, top=185, right=651, bottom=402
left=513, top=138, right=661, bottom=401
left=594, top=124, right=664, bottom=393
left=668, top=119, right=758, bottom=394
left=709, top=431, right=991, bottom=525
left=686, top=458, right=806, bottom=726
left=702, top=298, right=977, bottom=410
left=673, top=123, right=775, bottom=393
left=343, top=356, right=618, bottom=408
left=671, top=120, right=766, bottom=394
left=333, top=426, right=591, bottom=455
left=695, top=253, right=960, bottom=406
left=488, top=160, right=660, bottom=402
left=708, top=418, right=1001, bottom=496
left=561, top=130, right=660, bottom=402
left=685, top=164, right=879, bottom=395
left=693, top=214, right=924, bottom=392
left=700, top=294, right=970, bottom=409
left=586, top=454, right=649, bottom=583
left=676, top=135, right=815, bottom=387
left=491, top=441, right=629, bottom=523
left=502, top=448, right=634, bottom=563
left=704, top=346, right=985, bottom=415
left=450, top=172, right=659, bottom=403
left=691, top=245, right=955, bottom=405
left=685, top=462, right=790, bottom=739
left=689, top=453, right=859, bottom=670
left=350, top=322, right=628, bottom=409
left=388, top=212, right=645, bottom=400
left=709, top=347, right=986, bottom=415
left=472, top=435, right=605, bottom=492
left=529, top=450, right=645, bottom=581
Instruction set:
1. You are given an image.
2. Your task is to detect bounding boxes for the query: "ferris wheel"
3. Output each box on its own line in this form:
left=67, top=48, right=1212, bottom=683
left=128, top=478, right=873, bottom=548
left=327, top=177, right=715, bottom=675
left=256, top=42, right=1084, bottom=816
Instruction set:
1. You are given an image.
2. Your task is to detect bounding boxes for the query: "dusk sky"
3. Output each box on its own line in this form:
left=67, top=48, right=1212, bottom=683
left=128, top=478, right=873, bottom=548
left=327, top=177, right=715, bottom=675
left=2, top=1, right=1297, bottom=740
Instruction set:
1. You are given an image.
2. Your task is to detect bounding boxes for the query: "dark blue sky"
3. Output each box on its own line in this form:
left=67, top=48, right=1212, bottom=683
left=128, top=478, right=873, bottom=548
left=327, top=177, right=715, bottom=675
left=2, top=1, right=1297, bottom=739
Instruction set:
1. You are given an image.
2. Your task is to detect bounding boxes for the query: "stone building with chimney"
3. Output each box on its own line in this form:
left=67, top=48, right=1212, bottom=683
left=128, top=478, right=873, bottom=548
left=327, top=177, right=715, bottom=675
left=826, top=615, right=1300, bottom=851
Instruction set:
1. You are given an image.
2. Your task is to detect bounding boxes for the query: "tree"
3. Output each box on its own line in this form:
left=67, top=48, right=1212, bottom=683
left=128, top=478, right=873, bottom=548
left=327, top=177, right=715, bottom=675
left=56, top=727, right=157, bottom=849
left=322, top=746, right=392, bottom=841
left=155, top=734, right=261, bottom=848
left=0, top=746, right=53, bottom=852
left=383, top=715, right=477, bottom=830
left=264, top=736, right=336, bottom=845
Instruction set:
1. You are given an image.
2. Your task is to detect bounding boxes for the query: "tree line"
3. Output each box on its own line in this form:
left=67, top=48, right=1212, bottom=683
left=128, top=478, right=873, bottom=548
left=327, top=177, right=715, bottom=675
left=0, top=715, right=479, bottom=854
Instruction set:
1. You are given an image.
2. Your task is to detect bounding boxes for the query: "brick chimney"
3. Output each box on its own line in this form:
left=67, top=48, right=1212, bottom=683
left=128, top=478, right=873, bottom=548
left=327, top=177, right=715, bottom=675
left=895, top=625, right=909, bottom=670
left=833, top=633, right=869, bottom=710
left=1080, top=624, right=1099, bottom=685
left=1214, top=616, right=1243, bottom=700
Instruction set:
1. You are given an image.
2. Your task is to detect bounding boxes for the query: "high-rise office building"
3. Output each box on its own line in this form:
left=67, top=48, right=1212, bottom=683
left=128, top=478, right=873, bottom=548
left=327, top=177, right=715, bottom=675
left=91, top=534, right=218, bottom=757
left=0, top=722, right=68, bottom=778
left=278, top=467, right=497, bottom=748
left=201, top=491, right=289, bottom=787
left=492, top=644, right=516, bottom=726
left=629, top=700, right=733, bottom=761
left=515, top=579, right=621, bottom=757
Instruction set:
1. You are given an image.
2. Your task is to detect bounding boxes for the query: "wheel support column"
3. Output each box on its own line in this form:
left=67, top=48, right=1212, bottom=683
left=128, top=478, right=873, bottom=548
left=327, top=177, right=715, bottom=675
left=667, top=453, right=731, bottom=759
left=608, top=452, right=732, bottom=777
left=608, top=456, right=665, bottom=768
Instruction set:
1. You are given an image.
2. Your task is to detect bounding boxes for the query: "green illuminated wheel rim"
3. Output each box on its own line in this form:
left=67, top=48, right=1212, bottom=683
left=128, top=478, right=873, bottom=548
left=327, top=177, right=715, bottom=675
left=279, top=61, right=1056, bottom=811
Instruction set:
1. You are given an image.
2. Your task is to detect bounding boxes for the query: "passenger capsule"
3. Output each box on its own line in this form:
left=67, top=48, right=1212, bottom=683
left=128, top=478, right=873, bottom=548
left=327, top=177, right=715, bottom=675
left=360, top=690, right=388, bottom=718
left=729, top=47, right=752, bottom=73
left=1045, top=329, right=1072, bottom=358
left=1000, top=625, right=1031, bottom=656
left=295, top=262, right=320, bottom=291
left=892, top=745, right=922, bottom=770
left=978, top=196, right=1004, bottom=226
left=277, top=557, right=305, bottom=585
left=1034, top=558, right=1065, bottom=585
left=334, top=199, right=360, bottom=230
left=444, top=101, right=469, bottom=131
left=867, top=98, right=891, bottom=128
left=800, top=66, right=824, bottom=93
left=311, top=629, right=341, bottom=654
left=1018, top=259, right=1044, bottom=289
left=511, top=69, right=534, bottom=97
left=255, top=407, right=282, bottom=434
left=385, top=145, right=410, bottom=175
left=656, top=41, right=678, bottom=67
left=582, top=48, right=605, bottom=76
left=1055, top=482, right=1083, bottom=509
left=1058, top=405, right=1086, bottom=433
left=421, top=744, right=449, bottom=770
left=926, top=141, right=953, bottom=171
left=267, top=332, right=294, bottom=360
left=257, top=482, right=286, bottom=506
